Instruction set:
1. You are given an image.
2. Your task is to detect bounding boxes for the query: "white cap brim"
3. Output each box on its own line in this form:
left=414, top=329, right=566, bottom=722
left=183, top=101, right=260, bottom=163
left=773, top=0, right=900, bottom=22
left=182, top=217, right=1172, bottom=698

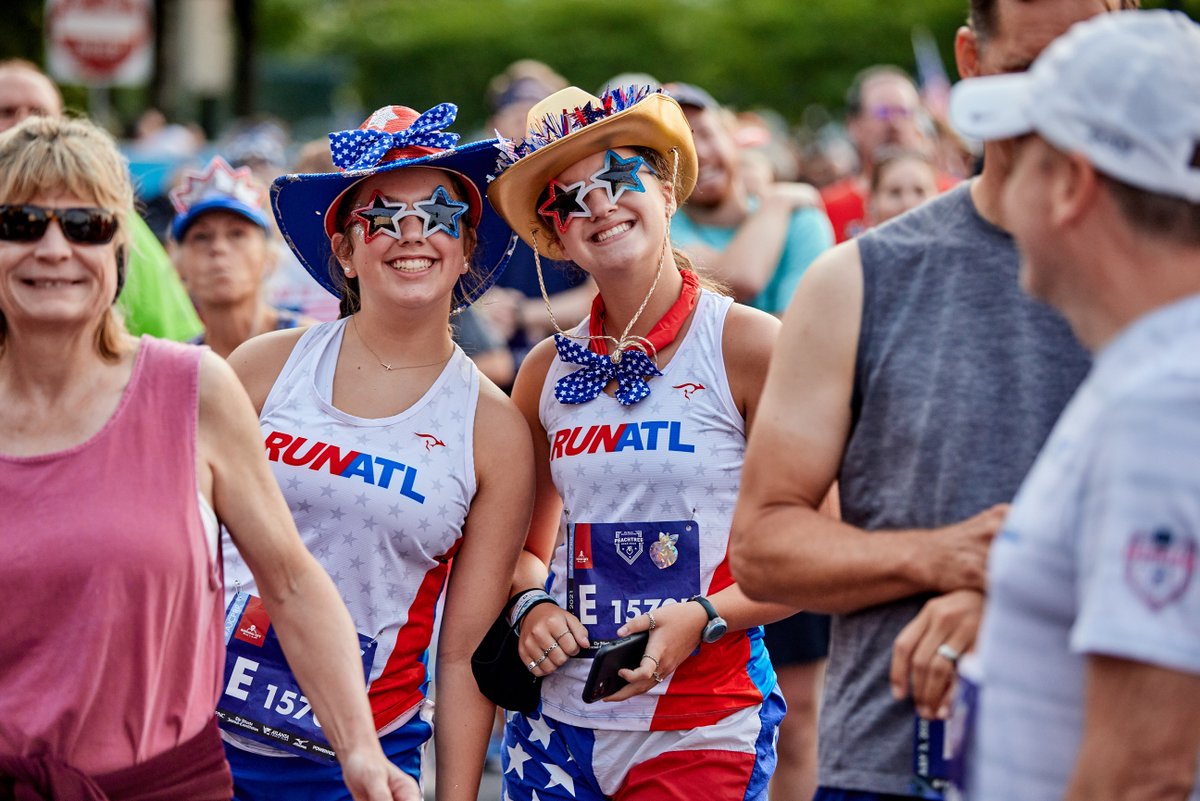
left=949, top=73, right=1038, bottom=142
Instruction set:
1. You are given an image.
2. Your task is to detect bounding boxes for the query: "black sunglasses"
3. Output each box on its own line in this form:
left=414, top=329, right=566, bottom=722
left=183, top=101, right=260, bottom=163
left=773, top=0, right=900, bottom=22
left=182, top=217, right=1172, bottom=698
left=0, top=204, right=118, bottom=245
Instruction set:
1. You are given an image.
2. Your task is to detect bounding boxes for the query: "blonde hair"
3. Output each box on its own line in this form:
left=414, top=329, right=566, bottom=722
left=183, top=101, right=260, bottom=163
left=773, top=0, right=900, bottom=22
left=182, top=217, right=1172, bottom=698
left=0, top=115, right=133, bottom=360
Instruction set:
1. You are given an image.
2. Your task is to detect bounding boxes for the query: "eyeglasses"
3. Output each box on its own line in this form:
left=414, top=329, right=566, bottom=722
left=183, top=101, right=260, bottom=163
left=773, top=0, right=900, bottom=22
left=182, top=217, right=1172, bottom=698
left=352, top=185, right=470, bottom=243
left=868, top=105, right=917, bottom=122
left=538, top=150, right=656, bottom=233
left=0, top=204, right=119, bottom=245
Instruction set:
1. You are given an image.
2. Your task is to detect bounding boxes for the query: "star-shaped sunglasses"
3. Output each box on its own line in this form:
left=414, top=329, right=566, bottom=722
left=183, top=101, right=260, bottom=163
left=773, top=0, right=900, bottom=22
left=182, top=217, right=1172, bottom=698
left=538, top=150, right=656, bottom=234
left=352, top=186, right=470, bottom=242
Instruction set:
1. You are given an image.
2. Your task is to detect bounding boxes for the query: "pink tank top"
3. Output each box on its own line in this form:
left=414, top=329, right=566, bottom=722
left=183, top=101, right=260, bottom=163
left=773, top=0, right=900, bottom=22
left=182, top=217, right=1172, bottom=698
left=0, top=337, right=224, bottom=776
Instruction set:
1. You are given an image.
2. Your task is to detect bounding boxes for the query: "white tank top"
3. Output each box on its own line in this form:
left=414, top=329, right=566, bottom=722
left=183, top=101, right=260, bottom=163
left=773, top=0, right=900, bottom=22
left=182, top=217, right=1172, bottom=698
left=223, top=317, right=478, bottom=735
left=537, top=289, right=776, bottom=731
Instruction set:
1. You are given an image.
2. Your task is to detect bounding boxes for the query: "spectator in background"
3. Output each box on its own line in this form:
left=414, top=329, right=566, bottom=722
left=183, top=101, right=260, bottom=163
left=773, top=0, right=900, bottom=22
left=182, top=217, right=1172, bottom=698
left=0, top=59, right=203, bottom=342
left=667, top=81, right=833, bottom=315
left=475, top=59, right=593, bottom=382
left=866, top=148, right=940, bottom=227
left=168, top=156, right=310, bottom=357
left=820, top=66, right=955, bottom=242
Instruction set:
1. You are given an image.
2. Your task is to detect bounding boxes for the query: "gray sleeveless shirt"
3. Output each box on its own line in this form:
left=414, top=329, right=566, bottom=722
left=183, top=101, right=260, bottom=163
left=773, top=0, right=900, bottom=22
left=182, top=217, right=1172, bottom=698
left=819, top=183, right=1091, bottom=795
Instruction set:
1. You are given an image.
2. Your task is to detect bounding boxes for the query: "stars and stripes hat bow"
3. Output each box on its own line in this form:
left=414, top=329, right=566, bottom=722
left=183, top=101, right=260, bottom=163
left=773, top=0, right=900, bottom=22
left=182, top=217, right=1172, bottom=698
left=271, top=103, right=517, bottom=312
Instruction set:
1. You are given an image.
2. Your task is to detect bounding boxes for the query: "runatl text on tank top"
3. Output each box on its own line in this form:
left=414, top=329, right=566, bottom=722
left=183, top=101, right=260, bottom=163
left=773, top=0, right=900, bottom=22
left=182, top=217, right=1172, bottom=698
left=263, top=430, right=426, bottom=504
left=549, top=420, right=696, bottom=461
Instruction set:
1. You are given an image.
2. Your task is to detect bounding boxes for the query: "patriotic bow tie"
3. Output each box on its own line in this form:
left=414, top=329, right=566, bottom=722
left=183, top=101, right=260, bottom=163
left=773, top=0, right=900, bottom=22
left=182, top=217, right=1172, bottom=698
left=553, top=334, right=662, bottom=406
left=330, top=103, right=461, bottom=172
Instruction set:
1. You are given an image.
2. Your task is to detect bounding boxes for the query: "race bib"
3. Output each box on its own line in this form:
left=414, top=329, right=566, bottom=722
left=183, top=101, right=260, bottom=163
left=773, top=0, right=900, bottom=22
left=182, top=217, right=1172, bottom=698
left=216, top=592, right=377, bottom=762
left=912, top=716, right=951, bottom=800
left=567, top=520, right=701, bottom=645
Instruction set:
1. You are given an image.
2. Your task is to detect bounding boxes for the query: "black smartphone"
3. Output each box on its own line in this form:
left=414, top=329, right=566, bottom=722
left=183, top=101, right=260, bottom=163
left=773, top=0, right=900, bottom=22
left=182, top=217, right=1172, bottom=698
left=581, top=631, right=649, bottom=703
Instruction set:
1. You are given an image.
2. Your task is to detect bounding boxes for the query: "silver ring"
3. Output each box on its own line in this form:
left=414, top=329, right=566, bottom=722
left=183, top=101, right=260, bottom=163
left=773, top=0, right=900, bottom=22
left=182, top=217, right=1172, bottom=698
left=652, top=671, right=664, bottom=684
left=533, top=653, right=548, bottom=667
left=936, top=644, right=961, bottom=664
left=527, top=659, right=538, bottom=671
left=641, top=654, right=660, bottom=669
left=647, top=611, right=657, bottom=630
left=542, top=642, right=559, bottom=658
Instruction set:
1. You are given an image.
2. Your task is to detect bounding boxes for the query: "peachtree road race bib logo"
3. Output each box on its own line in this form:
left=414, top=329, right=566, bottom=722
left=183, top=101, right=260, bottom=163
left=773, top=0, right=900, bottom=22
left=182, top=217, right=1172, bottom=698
left=614, top=529, right=644, bottom=565
left=264, top=431, right=426, bottom=504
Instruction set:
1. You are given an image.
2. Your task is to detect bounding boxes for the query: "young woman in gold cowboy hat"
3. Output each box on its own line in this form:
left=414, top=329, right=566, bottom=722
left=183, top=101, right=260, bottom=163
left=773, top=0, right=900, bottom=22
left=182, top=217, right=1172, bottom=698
left=488, top=85, right=794, bottom=800
left=219, top=102, right=534, bottom=800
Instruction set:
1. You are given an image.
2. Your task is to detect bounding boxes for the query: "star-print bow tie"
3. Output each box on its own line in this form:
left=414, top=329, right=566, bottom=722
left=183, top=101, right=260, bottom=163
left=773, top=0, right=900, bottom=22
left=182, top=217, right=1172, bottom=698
left=553, top=334, right=662, bottom=406
left=330, top=103, right=461, bottom=171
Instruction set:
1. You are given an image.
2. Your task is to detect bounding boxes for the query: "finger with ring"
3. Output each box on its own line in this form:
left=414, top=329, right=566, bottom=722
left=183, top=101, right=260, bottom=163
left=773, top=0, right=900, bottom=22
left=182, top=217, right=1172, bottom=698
left=647, top=611, right=657, bottom=630
left=542, top=642, right=560, bottom=658
left=527, top=659, right=539, bottom=672
left=554, top=630, right=571, bottom=642
left=641, top=654, right=661, bottom=670
left=651, top=671, right=664, bottom=684
left=533, top=653, right=548, bottom=668
left=936, top=643, right=961, bottom=664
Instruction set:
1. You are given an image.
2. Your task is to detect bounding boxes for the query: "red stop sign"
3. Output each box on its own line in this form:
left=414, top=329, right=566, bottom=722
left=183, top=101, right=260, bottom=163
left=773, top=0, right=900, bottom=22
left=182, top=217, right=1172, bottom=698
left=47, top=0, right=152, bottom=84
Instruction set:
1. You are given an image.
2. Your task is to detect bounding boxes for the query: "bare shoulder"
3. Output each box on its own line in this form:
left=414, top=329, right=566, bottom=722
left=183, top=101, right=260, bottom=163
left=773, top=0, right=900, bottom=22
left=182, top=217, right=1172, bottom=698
left=197, top=348, right=259, bottom=440
left=226, top=325, right=312, bottom=413
left=784, top=240, right=863, bottom=330
left=509, top=334, right=558, bottom=418
left=721, top=302, right=781, bottom=370
left=473, top=374, right=535, bottom=477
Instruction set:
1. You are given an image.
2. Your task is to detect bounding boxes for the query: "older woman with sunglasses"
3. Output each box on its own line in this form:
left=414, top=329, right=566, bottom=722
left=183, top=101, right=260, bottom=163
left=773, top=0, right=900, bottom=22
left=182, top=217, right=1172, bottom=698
left=0, top=117, right=417, bottom=800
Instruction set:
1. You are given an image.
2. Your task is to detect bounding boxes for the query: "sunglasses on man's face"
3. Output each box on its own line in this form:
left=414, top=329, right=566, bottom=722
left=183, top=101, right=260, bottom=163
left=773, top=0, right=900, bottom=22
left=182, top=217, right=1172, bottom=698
left=0, top=204, right=119, bottom=245
left=538, top=150, right=657, bottom=234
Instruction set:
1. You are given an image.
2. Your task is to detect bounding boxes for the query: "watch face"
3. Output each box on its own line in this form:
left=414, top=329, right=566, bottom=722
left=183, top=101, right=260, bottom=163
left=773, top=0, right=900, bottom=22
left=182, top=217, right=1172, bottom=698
left=702, top=618, right=728, bottom=643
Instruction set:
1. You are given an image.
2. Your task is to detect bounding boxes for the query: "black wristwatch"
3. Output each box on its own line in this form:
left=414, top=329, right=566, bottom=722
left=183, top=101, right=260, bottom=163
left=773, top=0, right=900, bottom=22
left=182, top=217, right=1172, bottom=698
left=688, top=595, right=728, bottom=643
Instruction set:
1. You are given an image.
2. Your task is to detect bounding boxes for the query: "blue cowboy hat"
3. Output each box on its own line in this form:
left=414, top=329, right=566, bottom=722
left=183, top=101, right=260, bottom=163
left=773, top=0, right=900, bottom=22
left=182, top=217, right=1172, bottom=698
left=271, top=103, right=516, bottom=312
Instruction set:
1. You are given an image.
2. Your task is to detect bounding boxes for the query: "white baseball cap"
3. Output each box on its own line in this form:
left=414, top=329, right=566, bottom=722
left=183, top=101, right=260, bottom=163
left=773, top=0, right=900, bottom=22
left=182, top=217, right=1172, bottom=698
left=950, top=10, right=1200, bottom=203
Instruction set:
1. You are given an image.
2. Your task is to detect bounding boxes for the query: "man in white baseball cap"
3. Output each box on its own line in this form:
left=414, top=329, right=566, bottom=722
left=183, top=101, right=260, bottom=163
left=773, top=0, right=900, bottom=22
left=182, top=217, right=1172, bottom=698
left=949, top=9, right=1200, bottom=801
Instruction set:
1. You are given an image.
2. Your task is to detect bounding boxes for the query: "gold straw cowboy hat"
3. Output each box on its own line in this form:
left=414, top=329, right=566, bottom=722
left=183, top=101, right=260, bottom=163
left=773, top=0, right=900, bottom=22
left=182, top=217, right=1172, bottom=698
left=487, top=85, right=698, bottom=261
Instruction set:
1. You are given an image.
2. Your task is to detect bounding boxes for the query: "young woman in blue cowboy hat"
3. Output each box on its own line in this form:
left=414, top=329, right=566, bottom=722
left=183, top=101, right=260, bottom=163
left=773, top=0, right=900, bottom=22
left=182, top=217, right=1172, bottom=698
left=219, top=102, right=534, bottom=801
left=487, top=85, right=794, bottom=801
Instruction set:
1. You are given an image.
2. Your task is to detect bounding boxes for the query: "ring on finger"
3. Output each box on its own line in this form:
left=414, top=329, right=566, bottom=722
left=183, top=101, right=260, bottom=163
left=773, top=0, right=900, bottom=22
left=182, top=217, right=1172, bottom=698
left=641, top=654, right=661, bottom=670
left=554, top=630, right=571, bottom=642
left=542, top=642, right=560, bottom=658
left=651, top=671, right=664, bottom=684
left=936, top=643, right=961, bottom=664
left=647, top=611, right=657, bottom=630
left=527, top=659, right=539, bottom=672
left=533, top=653, right=548, bottom=668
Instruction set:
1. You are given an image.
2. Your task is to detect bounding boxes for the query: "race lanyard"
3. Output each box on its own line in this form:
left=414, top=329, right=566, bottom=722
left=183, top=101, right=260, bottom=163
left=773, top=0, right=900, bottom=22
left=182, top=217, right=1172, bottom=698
left=216, top=592, right=378, bottom=762
left=566, top=519, right=701, bottom=648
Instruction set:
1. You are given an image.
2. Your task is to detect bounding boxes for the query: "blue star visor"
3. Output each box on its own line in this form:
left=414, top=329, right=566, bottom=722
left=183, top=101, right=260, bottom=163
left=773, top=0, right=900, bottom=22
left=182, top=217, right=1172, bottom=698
left=537, top=150, right=655, bottom=233
left=352, top=186, right=471, bottom=242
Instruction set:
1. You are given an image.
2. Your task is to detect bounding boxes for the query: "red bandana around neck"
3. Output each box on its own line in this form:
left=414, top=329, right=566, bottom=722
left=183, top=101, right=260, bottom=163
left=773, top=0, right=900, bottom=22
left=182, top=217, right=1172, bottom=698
left=587, top=269, right=700, bottom=357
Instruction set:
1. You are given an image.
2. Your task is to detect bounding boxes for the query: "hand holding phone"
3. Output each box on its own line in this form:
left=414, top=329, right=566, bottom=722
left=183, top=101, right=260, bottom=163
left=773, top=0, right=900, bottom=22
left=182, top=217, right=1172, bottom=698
left=581, top=632, right=649, bottom=703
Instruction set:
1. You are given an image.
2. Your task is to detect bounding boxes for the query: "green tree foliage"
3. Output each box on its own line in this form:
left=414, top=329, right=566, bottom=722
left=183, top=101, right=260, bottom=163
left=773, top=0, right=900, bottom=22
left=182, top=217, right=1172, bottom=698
left=258, top=0, right=1198, bottom=131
